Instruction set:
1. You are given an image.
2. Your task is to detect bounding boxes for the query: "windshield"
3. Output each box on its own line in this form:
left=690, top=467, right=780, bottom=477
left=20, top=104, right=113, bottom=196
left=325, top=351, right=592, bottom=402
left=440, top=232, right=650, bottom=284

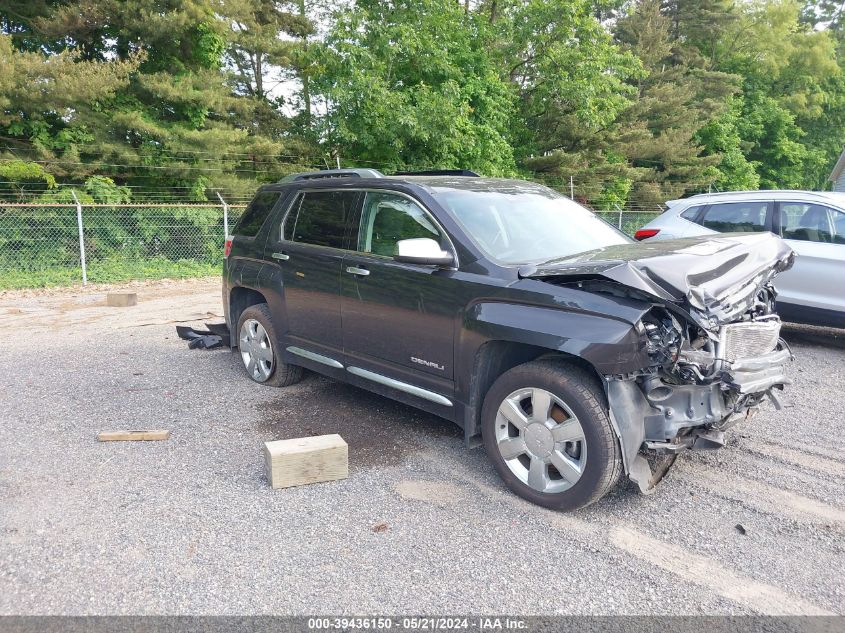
left=433, top=185, right=631, bottom=265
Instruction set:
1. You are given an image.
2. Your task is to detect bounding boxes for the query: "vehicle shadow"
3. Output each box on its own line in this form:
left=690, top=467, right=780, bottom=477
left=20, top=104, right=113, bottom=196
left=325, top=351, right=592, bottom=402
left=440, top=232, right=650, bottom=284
left=781, top=322, right=845, bottom=350
left=256, top=371, right=464, bottom=472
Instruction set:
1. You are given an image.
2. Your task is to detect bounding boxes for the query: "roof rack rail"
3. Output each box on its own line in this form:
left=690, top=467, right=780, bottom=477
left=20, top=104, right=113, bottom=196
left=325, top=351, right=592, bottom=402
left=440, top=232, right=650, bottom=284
left=278, top=168, right=385, bottom=183
left=393, top=169, right=481, bottom=177
left=688, top=189, right=815, bottom=198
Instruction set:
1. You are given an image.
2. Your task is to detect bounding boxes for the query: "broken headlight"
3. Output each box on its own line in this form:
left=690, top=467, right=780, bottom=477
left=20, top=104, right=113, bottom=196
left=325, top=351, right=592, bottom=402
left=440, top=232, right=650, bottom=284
left=640, top=309, right=681, bottom=368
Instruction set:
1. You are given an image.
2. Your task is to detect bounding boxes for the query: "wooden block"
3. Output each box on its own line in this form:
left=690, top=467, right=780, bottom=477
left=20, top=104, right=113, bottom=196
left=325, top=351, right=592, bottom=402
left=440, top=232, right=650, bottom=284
left=98, top=429, right=170, bottom=441
left=106, top=292, right=137, bottom=307
left=264, top=434, right=348, bottom=489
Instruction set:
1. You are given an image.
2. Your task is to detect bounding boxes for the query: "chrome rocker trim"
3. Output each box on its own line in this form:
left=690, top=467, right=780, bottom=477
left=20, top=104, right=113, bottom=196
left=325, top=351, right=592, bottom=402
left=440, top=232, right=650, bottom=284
left=286, top=346, right=344, bottom=369
left=346, top=366, right=453, bottom=407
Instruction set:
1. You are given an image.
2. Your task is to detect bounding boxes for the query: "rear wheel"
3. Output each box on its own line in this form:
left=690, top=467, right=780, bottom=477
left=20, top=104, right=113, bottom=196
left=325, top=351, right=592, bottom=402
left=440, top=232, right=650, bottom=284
left=481, top=360, right=622, bottom=511
left=236, top=304, right=303, bottom=388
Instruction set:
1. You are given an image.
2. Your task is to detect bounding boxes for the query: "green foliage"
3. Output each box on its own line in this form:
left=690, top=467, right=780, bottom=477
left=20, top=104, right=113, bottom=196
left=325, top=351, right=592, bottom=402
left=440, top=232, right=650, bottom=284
left=311, top=0, right=518, bottom=175
left=696, top=98, right=761, bottom=191
left=84, top=176, right=132, bottom=204
left=0, top=173, right=227, bottom=289
left=495, top=0, right=641, bottom=136
left=0, top=259, right=220, bottom=290
left=0, top=160, right=56, bottom=197
left=0, top=1, right=314, bottom=198
left=3, top=0, right=844, bottom=204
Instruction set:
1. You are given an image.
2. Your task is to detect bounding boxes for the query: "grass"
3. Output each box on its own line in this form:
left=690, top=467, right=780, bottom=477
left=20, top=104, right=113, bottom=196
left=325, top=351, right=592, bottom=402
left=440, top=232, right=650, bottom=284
left=0, top=257, right=221, bottom=290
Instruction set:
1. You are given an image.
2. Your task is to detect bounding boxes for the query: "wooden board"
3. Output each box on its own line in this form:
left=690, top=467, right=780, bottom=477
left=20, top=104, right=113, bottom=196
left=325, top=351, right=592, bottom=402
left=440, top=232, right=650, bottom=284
left=264, top=434, right=348, bottom=489
left=106, top=292, right=137, bottom=307
left=98, top=429, right=170, bottom=441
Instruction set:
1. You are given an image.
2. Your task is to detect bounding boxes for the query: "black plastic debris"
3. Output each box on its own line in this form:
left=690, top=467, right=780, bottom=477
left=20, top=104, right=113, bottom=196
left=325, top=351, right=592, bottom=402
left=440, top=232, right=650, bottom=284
left=176, top=324, right=230, bottom=350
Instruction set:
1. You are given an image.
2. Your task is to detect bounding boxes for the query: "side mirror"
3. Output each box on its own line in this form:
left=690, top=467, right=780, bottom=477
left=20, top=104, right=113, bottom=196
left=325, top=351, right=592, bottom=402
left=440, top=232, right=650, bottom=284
left=394, top=238, right=455, bottom=267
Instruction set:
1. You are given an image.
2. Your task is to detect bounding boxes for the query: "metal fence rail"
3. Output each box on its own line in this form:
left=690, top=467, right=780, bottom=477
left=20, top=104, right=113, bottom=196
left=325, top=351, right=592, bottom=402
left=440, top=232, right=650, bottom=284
left=0, top=199, right=660, bottom=289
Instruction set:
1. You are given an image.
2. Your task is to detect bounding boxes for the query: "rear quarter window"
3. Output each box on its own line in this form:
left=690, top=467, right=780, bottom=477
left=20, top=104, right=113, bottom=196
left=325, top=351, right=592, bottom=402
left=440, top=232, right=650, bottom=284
left=234, top=191, right=282, bottom=237
left=680, top=205, right=703, bottom=221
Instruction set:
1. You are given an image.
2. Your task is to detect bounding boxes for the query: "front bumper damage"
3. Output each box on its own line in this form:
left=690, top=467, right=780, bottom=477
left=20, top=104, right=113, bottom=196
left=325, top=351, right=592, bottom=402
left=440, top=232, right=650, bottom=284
left=606, top=329, right=792, bottom=494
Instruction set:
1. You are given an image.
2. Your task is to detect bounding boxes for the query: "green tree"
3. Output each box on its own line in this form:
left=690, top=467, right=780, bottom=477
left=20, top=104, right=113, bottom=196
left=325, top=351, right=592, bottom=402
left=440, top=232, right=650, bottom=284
left=695, top=98, right=761, bottom=191
left=484, top=0, right=641, bottom=201
left=609, top=0, right=740, bottom=204
left=311, top=0, right=518, bottom=175
left=221, top=0, right=314, bottom=143
left=717, top=0, right=843, bottom=189
left=224, top=0, right=311, bottom=101
left=0, top=31, right=137, bottom=178
left=0, top=1, right=315, bottom=199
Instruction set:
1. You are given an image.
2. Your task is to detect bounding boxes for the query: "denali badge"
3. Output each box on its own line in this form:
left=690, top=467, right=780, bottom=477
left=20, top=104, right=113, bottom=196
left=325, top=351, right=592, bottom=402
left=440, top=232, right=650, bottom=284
left=411, top=356, right=445, bottom=371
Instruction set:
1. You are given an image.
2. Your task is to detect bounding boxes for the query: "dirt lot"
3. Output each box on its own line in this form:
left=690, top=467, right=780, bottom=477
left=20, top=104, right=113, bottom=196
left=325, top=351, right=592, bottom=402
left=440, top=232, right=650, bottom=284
left=1, top=278, right=844, bottom=615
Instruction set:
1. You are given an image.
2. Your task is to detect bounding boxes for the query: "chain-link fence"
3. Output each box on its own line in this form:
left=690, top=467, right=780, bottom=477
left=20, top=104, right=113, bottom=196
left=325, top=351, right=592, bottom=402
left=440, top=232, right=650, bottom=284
left=593, top=208, right=664, bottom=235
left=0, top=201, right=245, bottom=289
left=0, top=198, right=660, bottom=289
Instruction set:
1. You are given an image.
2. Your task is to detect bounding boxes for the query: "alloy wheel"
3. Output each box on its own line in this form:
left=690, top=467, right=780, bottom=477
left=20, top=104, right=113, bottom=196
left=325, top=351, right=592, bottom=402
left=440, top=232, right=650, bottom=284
left=494, top=387, right=587, bottom=493
left=239, top=318, right=274, bottom=382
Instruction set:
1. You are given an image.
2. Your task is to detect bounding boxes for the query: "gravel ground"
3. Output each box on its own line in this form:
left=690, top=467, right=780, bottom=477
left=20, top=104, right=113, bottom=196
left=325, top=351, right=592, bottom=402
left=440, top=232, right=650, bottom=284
left=1, top=278, right=844, bottom=615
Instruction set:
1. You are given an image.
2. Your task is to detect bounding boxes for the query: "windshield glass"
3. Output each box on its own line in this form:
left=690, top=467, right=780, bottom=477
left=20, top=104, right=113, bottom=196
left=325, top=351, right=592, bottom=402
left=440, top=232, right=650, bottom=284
left=433, top=185, right=631, bottom=265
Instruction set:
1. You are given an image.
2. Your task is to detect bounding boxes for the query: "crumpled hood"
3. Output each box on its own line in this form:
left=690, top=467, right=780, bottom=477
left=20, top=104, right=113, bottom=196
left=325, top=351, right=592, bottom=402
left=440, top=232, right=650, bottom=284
left=519, top=233, right=795, bottom=324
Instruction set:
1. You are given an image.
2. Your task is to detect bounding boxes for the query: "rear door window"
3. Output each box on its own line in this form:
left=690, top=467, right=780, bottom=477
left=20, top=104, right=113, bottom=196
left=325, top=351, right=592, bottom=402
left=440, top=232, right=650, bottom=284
left=287, top=190, right=359, bottom=249
left=698, top=202, right=768, bottom=233
left=234, top=191, right=281, bottom=237
left=778, top=202, right=845, bottom=244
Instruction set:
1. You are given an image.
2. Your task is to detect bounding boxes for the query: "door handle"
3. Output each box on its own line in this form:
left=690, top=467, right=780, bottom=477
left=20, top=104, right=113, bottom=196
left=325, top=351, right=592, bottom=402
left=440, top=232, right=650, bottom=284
left=345, top=266, right=370, bottom=277
left=271, top=252, right=290, bottom=261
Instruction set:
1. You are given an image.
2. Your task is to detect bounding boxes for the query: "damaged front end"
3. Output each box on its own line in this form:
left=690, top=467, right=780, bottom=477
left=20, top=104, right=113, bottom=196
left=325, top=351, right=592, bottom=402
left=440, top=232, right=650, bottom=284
left=607, top=302, right=792, bottom=493
left=523, top=232, right=796, bottom=493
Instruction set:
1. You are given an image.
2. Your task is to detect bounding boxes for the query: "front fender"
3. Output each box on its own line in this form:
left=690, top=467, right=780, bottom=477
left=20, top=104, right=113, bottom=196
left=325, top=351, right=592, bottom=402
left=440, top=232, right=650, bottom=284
left=456, top=300, right=652, bottom=459
left=462, top=301, right=650, bottom=375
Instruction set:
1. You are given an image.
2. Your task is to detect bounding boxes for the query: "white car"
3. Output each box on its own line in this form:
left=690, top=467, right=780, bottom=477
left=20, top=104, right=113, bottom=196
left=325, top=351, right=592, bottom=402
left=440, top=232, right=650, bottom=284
left=635, top=190, right=845, bottom=328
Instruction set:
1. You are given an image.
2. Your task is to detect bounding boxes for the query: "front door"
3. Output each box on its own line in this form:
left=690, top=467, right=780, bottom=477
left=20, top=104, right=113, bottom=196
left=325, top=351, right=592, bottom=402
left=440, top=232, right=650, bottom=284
left=341, top=191, right=462, bottom=398
left=269, top=189, right=360, bottom=358
left=774, top=201, right=845, bottom=315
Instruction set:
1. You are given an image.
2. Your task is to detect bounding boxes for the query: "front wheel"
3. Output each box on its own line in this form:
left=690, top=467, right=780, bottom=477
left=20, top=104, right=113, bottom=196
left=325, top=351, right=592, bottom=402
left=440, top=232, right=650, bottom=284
left=236, top=304, right=303, bottom=388
left=481, top=360, right=622, bottom=512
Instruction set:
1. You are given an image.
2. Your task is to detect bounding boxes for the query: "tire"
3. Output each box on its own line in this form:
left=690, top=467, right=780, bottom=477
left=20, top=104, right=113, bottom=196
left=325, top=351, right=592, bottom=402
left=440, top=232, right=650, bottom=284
left=481, top=360, right=622, bottom=511
left=236, top=304, right=303, bottom=388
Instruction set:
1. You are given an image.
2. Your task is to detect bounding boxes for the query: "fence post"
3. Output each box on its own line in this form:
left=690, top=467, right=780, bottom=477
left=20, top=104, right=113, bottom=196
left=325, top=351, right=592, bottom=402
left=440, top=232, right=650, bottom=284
left=71, top=190, right=88, bottom=285
left=615, top=204, right=623, bottom=230
left=216, top=192, right=229, bottom=239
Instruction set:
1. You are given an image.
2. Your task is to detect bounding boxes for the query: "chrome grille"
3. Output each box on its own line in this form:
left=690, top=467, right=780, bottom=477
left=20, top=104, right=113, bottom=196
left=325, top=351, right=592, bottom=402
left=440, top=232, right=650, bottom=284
left=720, top=319, right=781, bottom=362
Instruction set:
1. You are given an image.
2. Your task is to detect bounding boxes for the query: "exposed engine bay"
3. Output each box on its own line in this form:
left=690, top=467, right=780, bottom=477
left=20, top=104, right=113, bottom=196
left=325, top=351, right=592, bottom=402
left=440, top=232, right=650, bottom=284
left=523, top=232, right=796, bottom=492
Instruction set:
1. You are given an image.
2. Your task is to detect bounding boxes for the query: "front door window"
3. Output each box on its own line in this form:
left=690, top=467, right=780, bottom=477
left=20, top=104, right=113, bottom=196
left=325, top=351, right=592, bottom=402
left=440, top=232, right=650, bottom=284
left=357, top=192, right=442, bottom=256
left=778, top=203, right=845, bottom=244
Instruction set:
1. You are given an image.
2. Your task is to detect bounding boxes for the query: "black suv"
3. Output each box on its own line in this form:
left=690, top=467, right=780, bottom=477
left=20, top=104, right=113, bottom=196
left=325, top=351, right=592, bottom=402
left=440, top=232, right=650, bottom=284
left=223, top=169, right=794, bottom=511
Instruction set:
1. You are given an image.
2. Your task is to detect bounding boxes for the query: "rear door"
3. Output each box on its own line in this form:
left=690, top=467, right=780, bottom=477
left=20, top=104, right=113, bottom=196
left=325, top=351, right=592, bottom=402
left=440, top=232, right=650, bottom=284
left=266, top=189, right=360, bottom=360
left=773, top=201, right=845, bottom=314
